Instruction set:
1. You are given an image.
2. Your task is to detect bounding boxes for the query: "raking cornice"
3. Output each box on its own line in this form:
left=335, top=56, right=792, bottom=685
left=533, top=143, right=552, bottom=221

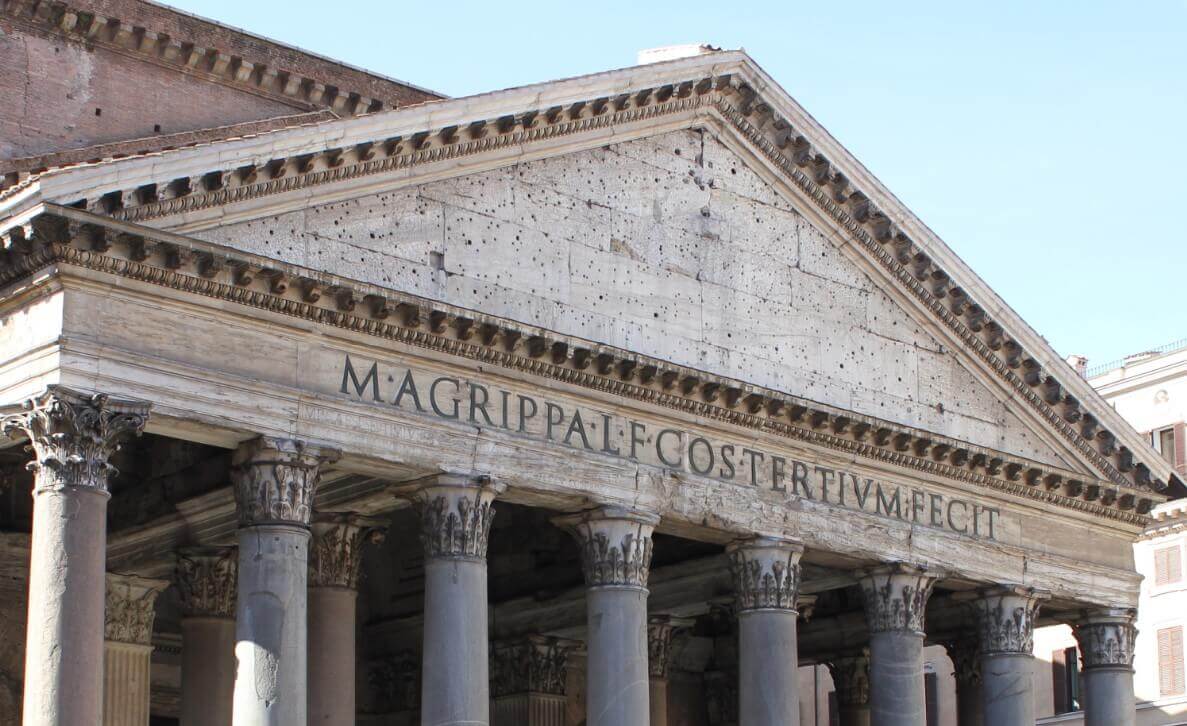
left=0, top=51, right=1177, bottom=499
left=0, top=206, right=1165, bottom=525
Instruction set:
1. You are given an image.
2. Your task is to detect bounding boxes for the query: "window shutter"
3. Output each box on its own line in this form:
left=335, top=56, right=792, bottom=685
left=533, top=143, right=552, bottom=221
left=1155, top=546, right=1183, bottom=586
left=1052, top=649, right=1068, bottom=714
left=1158, top=626, right=1186, bottom=696
left=1175, top=423, right=1185, bottom=473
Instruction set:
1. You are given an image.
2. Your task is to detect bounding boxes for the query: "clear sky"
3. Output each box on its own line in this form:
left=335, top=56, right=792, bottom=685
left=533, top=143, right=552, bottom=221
left=167, top=0, right=1186, bottom=368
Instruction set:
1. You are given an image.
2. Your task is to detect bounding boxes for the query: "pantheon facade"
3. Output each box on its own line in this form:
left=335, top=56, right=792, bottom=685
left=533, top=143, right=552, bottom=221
left=0, top=3, right=1180, bottom=726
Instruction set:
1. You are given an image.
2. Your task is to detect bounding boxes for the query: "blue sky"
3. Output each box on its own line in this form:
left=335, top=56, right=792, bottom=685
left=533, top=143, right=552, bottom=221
left=167, top=0, right=1186, bottom=367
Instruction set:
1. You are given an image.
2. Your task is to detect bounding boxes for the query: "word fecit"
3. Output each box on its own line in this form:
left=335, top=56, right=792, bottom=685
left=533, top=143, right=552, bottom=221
left=339, top=355, right=1003, bottom=540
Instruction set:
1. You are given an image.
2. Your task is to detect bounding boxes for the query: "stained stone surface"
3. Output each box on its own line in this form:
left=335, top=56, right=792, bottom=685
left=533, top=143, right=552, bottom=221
left=196, top=129, right=1069, bottom=467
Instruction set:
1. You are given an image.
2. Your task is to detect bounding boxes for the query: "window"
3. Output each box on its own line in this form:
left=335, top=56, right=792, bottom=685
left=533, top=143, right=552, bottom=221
left=1154, top=427, right=1176, bottom=466
left=1052, top=647, right=1080, bottom=714
left=1159, top=626, right=1186, bottom=696
left=1156, top=545, right=1183, bottom=586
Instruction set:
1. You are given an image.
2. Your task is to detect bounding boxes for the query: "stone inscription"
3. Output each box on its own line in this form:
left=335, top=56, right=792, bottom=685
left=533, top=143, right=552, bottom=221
left=339, top=355, right=1003, bottom=541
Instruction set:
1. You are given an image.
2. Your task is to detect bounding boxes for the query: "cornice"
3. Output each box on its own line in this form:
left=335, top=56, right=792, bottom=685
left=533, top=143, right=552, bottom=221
left=0, top=208, right=1161, bottom=526
left=0, top=0, right=439, bottom=140
left=1, top=60, right=1173, bottom=501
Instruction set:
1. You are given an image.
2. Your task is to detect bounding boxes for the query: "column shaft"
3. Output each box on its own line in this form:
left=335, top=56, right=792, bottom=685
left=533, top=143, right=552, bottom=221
left=554, top=506, right=658, bottom=726
left=234, top=524, right=310, bottom=724
left=308, top=588, right=357, bottom=724
left=648, top=679, right=668, bottom=726
left=738, top=612, right=799, bottom=725
left=980, top=654, right=1033, bottom=726
left=24, top=487, right=108, bottom=724
left=587, top=587, right=650, bottom=722
left=103, top=643, right=153, bottom=726
left=1, top=388, right=149, bottom=726
left=857, top=563, right=940, bottom=726
left=181, top=618, right=236, bottom=726
left=405, top=475, right=501, bottom=726
left=1074, top=609, right=1137, bottom=726
left=946, top=640, right=983, bottom=726
left=868, top=631, right=925, bottom=725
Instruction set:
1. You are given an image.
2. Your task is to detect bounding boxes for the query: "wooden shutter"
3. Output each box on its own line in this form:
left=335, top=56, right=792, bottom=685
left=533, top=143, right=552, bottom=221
left=1155, top=546, right=1183, bottom=586
left=1052, top=649, right=1068, bottom=714
left=1158, top=626, right=1186, bottom=696
left=1175, top=422, right=1186, bottom=474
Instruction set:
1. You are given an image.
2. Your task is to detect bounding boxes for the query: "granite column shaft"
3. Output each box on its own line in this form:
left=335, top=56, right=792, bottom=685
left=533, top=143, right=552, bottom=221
left=1074, top=609, right=1137, bottom=726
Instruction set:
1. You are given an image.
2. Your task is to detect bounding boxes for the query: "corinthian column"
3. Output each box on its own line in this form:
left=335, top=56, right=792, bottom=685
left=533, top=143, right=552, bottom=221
left=944, top=636, right=982, bottom=726
left=404, top=473, right=501, bottom=726
left=971, top=586, right=1047, bottom=726
left=728, top=536, right=804, bottom=726
left=490, top=635, right=580, bottom=726
left=0, top=387, right=148, bottom=726
left=857, top=563, right=941, bottom=726
left=554, top=506, right=659, bottom=726
left=1073, top=608, right=1137, bottom=726
left=827, top=651, right=871, bottom=726
left=231, top=437, right=338, bottom=726
left=648, top=615, right=693, bottom=726
left=104, top=574, right=168, bottom=726
left=176, top=547, right=237, bottom=726
left=308, top=512, right=386, bottom=726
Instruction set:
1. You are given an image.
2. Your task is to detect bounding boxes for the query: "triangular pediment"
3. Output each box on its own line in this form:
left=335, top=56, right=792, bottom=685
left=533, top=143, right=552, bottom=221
left=184, top=128, right=1080, bottom=472
left=2, top=50, right=1177, bottom=498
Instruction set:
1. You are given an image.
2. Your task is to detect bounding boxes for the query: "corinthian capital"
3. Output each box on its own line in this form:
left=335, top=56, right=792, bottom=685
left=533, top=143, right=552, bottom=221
left=857, top=562, right=941, bottom=635
left=231, top=437, right=339, bottom=527
left=175, top=546, right=237, bottom=618
left=400, top=474, right=503, bottom=560
left=553, top=506, right=659, bottom=589
left=971, top=586, right=1049, bottom=655
left=490, top=635, right=580, bottom=698
left=648, top=614, right=695, bottom=678
left=1, top=386, right=149, bottom=494
left=1074, top=608, right=1137, bottom=671
left=310, top=512, right=387, bottom=589
left=105, top=573, right=168, bottom=646
left=727, top=535, right=804, bottom=613
left=827, top=650, right=871, bottom=708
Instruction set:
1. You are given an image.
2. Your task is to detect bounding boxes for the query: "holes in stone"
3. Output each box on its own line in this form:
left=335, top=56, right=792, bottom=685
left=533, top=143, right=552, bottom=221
left=153, top=124, right=161, bottom=133
left=94, top=108, right=101, bottom=116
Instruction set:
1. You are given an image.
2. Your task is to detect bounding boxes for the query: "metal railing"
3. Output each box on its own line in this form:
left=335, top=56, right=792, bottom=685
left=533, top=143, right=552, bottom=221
left=1086, top=337, right=1187, bottom=379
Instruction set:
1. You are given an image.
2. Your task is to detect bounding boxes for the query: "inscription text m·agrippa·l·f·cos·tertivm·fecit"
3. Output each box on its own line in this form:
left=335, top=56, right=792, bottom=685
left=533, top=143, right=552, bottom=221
left=338, top=354, right=1003, bottom=540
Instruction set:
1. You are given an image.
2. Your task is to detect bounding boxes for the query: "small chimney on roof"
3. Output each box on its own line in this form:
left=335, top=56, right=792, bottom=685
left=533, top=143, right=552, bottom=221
left=1066, top=354, right=1088, bottom=378
left=637, top=44, right=721, bottom=65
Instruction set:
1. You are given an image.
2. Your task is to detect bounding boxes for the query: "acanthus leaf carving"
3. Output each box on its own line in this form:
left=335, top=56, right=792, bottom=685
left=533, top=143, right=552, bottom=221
left=727, top=536, right=803, bottom=612
left=827, top=650, right=871, bottom=708
left=490, top=635, right=579, bottom=698
left=105, top=573, right=168, bottom=646
left=410, top=476, right=500, bottom=560
left=309, top=512, right=387, bottom=589
left=554, top=507, right=659, bottom=589
left=1, top=386, right=149, bottom=494
left=857, top=563, right=941, bottom=635
left=1074, top=608, right=1137, bottom=670
left=175, top=546, right=237, bottom=618
left=231, top=437, right=338, bottom=527
left=971, top=586, right=1048, bottom=655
